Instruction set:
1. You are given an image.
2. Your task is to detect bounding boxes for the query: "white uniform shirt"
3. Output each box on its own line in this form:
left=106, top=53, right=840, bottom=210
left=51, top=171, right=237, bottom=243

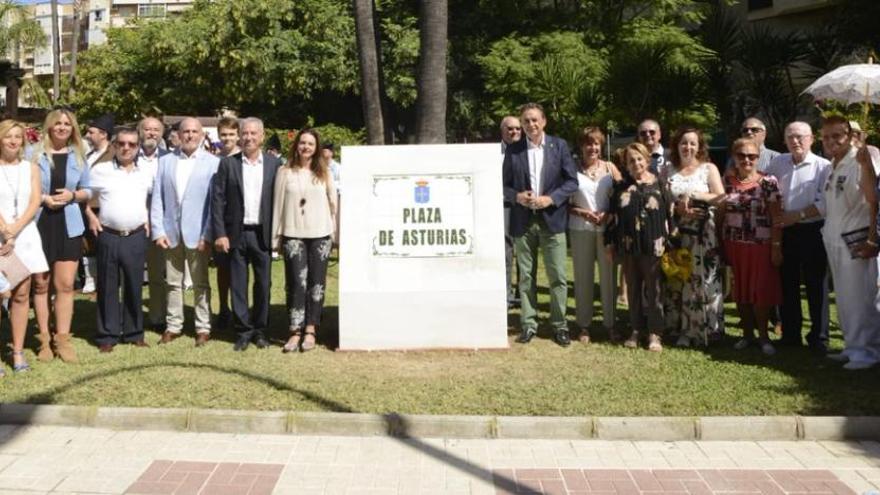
left=822, top=146, right=880, bottom=246
left=89, top=160, right=152, bottom=231
left=527, top=134, right=545, bottom=195
left=765, top=151, right=830, bottom=224
left=241, top=153, right=264, bottom=225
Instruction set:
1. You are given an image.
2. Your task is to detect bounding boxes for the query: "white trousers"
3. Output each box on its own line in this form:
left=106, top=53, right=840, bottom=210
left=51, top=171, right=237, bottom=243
left=825, top=242, right=880, bottom=364
left=570, top=229, right=615, bottom=329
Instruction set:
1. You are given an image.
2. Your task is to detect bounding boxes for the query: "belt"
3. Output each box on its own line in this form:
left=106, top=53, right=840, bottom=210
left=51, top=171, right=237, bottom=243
left=243, top=224, right=261, bottom=231
left=102, top=224, right=145, bottom=237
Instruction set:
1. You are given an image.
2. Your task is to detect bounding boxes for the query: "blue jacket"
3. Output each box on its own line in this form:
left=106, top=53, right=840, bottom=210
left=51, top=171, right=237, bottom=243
left=502, top=134, right=579, bottom=236
left=35, top=148, right=91, bottom=238
left=150, top=148, right=220, bottom=249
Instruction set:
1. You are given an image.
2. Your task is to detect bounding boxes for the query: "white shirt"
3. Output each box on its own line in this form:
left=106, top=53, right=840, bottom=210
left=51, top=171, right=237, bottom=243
left=175, top=151, right=197, bottom=204
left=137, top=148, right=161, bottom=188
left=822, top=146, right=880, bottom=247
left=569, top=164, right=613, bottom=232
left=241, top=153, right=264, bottom=225
left=86, top=145, right=108, bottom=167
left=765, top=151, right=830, bottom=224
left=527, top=134, right=545, bottom=195
left=329, top=159, right=341, bottom=194
left=89, top=160, right=152, bottom=231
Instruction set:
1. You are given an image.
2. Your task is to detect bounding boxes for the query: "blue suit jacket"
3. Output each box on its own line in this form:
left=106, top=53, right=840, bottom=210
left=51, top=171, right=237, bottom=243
left=502, top=134, right=578, bottom=236
left=150, top=149, right=220, bottom=249
left=35, top=148, right=91, bottom=238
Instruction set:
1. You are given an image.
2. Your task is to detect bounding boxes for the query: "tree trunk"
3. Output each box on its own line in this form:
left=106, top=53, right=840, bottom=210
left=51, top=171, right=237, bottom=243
left=68, top=0, right=81, bottom=100
left=353, top=0, right=385, bottom=145
left=50, top=0, right=60, bottom=103
left=414, top=0, right=447, bottom=144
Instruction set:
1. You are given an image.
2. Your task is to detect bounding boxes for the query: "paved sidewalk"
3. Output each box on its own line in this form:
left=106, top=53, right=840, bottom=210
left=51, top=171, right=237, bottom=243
left=0, top=425, right=878, bottom=495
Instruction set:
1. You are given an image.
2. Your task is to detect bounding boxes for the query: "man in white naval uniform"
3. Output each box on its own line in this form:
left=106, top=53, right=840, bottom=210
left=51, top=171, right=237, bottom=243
left=819, top=116, right=880, bottom=370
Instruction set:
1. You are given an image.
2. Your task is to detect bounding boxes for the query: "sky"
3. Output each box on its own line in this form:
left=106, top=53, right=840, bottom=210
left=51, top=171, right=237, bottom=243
left=12, top=0, right=75, bottom=5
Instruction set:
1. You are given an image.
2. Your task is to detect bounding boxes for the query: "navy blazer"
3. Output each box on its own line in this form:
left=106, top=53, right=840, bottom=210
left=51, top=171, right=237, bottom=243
left=502, top=134, right=578, bottom=236
left=211, top=152, right=280, bottom=251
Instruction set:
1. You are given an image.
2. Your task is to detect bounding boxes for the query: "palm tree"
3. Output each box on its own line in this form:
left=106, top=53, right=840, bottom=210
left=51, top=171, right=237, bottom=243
left=414, top=0, right=447, bottom=144
left=50, top=0, right=60, bottom=103
left=353, top=0, right=386, bottom=145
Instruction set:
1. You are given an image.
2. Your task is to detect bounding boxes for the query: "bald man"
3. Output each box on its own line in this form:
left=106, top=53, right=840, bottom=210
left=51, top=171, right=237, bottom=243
left=151, top=117, right=220, bottom=346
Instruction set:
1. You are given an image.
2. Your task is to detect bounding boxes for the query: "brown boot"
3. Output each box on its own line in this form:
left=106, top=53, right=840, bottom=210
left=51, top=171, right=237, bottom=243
left=36, top=333, right=54, bottom=362
left=53, top=333, right=78, bottom=363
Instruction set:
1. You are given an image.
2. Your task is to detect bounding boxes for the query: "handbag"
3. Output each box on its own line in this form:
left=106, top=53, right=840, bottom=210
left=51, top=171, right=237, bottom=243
left=0, top=251, right=30, bottom=289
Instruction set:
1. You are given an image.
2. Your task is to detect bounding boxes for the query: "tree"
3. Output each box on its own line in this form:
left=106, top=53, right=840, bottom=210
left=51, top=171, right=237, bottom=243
left=413, top=0, right=447, bottom=143
left=353, top=0, right=386, bottom=144
left=0, top=1, right=46, bottom=58
left=50, top=0, right=60, bottom=102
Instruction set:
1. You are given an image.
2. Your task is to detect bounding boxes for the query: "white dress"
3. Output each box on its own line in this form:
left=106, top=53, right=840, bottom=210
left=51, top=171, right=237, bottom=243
left=0, top=160, right=49, bottom=275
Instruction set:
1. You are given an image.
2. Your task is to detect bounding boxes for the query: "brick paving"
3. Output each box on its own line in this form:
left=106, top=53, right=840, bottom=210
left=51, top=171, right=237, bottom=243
left=491, top=469, right=858, bottom=495
left=0, top=425, right=877, bottom=494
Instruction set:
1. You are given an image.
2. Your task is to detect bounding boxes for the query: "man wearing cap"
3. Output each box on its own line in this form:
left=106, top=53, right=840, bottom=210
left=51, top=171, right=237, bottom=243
left=137, top=116, right=170, bottom=332
left=82, top=113, right=115, bottom=295
left=91, top=128, right=154, bottom=352
left=151, top=117, right=220, bottom=347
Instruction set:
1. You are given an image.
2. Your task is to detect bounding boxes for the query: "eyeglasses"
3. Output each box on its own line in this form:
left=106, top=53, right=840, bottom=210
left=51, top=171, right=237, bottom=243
left=116, top=141, right=139, bottom=149
left=741, top=127, right=764, bottom=134
left=735, top=152, right=759, bottom=161
left=638, top=129, right=657, bottom=136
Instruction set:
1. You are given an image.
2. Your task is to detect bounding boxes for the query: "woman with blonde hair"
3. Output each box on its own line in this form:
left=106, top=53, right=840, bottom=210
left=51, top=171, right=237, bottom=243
left=0, top=120, right=49, bottom=373
left=31, top=108, right=91, bottom=363
left=272, top=129, right=337, bottom=353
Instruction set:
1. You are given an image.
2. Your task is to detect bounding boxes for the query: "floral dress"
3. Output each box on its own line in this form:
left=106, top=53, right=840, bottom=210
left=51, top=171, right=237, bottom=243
left=665, top=163, right=724, bottom=344
left=604, top=179, right=670, bottom=257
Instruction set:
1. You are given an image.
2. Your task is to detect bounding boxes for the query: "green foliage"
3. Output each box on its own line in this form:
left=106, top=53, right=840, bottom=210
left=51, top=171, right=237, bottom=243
left=0, top=0, right=46, bottom=56
left=72, top=0, right=356, bottom=122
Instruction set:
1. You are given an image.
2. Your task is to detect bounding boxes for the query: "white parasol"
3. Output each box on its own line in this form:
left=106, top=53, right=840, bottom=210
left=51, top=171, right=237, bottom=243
left=802, top=62, right=880, bottom=106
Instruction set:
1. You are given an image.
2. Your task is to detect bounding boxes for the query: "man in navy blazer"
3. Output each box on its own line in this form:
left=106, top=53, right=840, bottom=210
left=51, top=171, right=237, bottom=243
left=151, top=117, right=220, bottom=346
left=503, top=103, right=578, bottom=346
left=212, top=117, right=280, bottom=351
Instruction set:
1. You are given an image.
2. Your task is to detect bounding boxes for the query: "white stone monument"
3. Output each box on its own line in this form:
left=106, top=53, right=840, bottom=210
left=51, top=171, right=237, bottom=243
left=339, top=143, right=508, bottom=350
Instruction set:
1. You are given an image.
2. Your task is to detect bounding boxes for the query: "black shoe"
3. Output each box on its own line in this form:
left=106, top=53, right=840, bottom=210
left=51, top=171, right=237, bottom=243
left=254, top=335, right=270, bottom=349
left=216, top=310, right=232, bottom=330
left=554, top=330, right=571, bottom=347
left=808, top=343, right=828, bottom=356
left=515, top=328, right=536, bottom=344
left=233, top=336, right=250, bottom=352
left=776, top=338, right=803, bottom=348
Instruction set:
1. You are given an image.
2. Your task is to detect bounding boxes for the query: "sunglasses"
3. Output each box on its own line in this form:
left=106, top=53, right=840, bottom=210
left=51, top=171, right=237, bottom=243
left=735, top=152, right=759, bottom=161
left=741, top=127, right=764, bottom=134
left=638, top=129, right=657, bottom=136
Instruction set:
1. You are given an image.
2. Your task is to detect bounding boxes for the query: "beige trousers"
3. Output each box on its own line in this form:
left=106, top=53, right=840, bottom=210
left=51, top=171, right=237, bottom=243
left=165, top=243, right=211, bottom=334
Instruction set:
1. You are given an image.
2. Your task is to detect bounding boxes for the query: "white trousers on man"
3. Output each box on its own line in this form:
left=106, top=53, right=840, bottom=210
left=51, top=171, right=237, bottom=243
left=570, top=229, right=615, bottom=330
left=824, top=241, right=880, bottom=366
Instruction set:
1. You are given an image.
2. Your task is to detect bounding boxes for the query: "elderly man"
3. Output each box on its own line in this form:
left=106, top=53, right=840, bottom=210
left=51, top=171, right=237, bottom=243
left=212, top=118, right=279, bottom=351
left=500, top=115, right=522, bottom=307
left=735, top=117, right=780, bottom=173
left=90, top=128, right=153, bottom=352
left=137, top=116, right=169, bottom=332
left=636, top=119, right=668, bottom=176
left=767, top=122, right=830, bottom=353
left=819, top=116, right=880, bottom=370
left=151, top=117, right=219, bottom=346
left=503, top=103, right=578, bottom=346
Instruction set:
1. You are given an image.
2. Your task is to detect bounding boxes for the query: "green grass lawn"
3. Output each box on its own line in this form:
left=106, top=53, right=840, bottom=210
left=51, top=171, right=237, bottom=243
left=1, top=253, right=878, bottom=417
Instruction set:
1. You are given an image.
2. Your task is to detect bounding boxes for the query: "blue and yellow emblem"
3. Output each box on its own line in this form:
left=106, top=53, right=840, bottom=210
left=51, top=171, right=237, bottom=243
left=414, top=179, right=430, bottom=204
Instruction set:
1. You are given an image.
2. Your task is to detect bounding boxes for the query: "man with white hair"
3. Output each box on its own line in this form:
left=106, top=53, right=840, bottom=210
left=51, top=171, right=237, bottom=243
left=500, top=115, right=522, bottom=307
left=767, top=121, right=830, bottom=354
left=137, top=116, right=169, bottom=333
left=212, top=117, right=280, bottom=351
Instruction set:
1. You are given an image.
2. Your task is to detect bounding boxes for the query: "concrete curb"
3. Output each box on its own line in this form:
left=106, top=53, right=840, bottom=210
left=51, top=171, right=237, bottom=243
left=1, top=404, right=878, bottom=440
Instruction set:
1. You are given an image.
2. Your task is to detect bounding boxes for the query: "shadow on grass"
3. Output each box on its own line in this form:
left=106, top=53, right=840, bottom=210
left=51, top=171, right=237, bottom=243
left=2, top=362, right=526, bottom=494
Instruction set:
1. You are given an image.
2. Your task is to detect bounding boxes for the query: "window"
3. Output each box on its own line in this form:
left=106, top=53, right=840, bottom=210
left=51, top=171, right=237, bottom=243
left=138, top=4, right=167, bottom=18
left=93, top=9, right=104, bottom=21
left=747, top=0, right=773, bottom=10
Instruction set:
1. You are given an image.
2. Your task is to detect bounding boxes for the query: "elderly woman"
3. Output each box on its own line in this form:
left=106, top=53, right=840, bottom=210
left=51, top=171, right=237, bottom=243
left=721, top=138, right=782, bottom=356
left=272, top=129, right=337, bottom=353
left=605, top=142, right=671, bottom=351
left=568, top=127, right=620, bottom=343
left=0, top=120, right=49, bottom=373
left=664, top=126, right=725, bottom=347
left=31, top=108, right=91, bottom=364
